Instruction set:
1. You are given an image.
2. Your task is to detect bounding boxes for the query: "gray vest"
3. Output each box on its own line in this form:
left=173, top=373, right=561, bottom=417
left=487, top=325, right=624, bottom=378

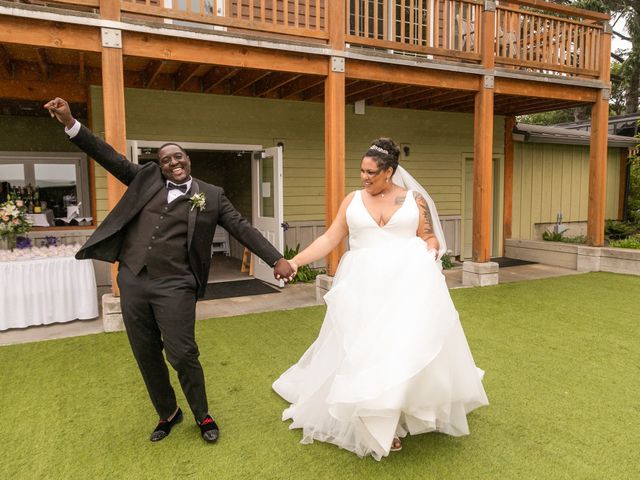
left=119, top=188, right=191, bottom=278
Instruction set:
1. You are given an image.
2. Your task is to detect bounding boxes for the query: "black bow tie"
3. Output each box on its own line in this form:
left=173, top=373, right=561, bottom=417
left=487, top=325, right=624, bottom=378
left=166, top=182, right=188, bottom=193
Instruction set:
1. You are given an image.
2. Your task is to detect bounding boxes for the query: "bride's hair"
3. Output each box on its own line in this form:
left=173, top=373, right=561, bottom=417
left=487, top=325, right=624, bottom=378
left=364, top=138, right=400, bottom=173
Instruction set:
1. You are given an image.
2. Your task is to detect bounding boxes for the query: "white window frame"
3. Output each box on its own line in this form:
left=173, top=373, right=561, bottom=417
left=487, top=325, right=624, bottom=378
left=0, top=151, right=91, bottom=221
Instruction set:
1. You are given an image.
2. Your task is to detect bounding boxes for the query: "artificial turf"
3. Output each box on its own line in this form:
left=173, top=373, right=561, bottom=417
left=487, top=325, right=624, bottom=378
left=1, top=272, right=638, bottom=479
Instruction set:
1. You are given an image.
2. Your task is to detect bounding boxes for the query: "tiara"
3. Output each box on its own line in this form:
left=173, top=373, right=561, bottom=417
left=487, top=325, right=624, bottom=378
left=369, top=145, right=389, bottom=155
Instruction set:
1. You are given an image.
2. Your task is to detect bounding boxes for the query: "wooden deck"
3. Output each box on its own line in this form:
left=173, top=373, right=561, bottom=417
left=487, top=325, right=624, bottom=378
left=2, top=0, right=609, bottom=78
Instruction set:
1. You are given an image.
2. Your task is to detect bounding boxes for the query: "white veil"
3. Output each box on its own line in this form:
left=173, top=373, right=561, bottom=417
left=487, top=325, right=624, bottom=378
left=392, top=165, right=447, bottom=261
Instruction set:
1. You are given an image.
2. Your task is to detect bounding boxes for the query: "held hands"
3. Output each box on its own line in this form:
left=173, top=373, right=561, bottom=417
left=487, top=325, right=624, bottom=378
left=273, top=258, right=297, bottom=283
left=43, top=98, right=76, bottom=129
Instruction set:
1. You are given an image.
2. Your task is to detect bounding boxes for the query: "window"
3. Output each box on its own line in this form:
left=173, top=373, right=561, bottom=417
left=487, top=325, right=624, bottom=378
left=0, top=152, right=90, bottom=226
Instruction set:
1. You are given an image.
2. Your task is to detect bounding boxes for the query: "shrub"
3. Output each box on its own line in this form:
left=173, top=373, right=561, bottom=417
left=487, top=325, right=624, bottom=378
left=609, top=235, right=640, bottom=249
left=604, top=219, right=637, bottom=240
left=542, top=230, right=565, bottom=242
left=283, top=244, right=325, bottom=283
left=441, top=252, right=455, bottom=270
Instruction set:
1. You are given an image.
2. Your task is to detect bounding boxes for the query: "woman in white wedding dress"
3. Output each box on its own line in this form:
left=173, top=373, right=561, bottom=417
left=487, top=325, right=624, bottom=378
left=273, top=138, right=488, bottom=461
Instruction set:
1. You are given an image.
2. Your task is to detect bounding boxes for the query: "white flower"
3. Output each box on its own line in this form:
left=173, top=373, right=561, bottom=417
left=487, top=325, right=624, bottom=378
left=189, top=192, right=206, bottom=212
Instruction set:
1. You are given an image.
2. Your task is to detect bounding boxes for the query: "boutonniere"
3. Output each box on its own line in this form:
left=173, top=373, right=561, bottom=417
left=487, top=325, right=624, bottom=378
left=189, top=192, right=206, bottom=212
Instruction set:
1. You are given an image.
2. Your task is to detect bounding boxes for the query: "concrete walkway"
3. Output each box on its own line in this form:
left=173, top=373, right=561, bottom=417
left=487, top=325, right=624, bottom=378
left=0, top=263, right=583, bottom=347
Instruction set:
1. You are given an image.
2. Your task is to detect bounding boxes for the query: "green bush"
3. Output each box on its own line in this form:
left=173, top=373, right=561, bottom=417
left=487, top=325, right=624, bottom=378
left=604, top=219, right=638, bottom=240
left=561, top=235, right=586, bottom=244
left=542, top=230, right=565, bottom=242
left=609, top=235, right=640, bottom=249
left=441, top=252, right=455, bottom=270
left=283, top=244, right=325, bottom=283
left=542, top=229, right=586, bottom=244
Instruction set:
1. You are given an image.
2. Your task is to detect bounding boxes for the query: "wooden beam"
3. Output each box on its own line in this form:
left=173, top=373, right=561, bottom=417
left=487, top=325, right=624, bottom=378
left=494, top=78, right=598, bottom=102
left=0, top=78, right=87, bottom=103
left=143, top=60, right=165, bottom=88
left=328, top=0, right=346, bottom=50
left=503, top=116, right=516, bottom=251
left=344, top=81, right=380, bottom=102
left=472, top=85, right=495, bottom=262
left=202, top=67, right=238, bottom=93
left=347, top=60, right=479, bottom=91
left=123, top=32, right=328, bottom=76
left=387, top=87, right=439, bottom=106
left=101, top=0, right=125, bottom=297
left=586, top=90, right=609, bottom=246
left=229, top=69, right=271, bottom=95
left=35, top=48, right=49, bottom=80
left=253, top=72, right=300, bottom=97
left=365, top=85, right=419, bottom=104
left=325, top=68, right=345, bottom=275
left=0, top=17, right=101, bottom=52
left=280, top=76, right=325, bottom=99
left=175, top=63, right=201, bottom=91
left=407, top=91, right=474, bottom=109
left=302, top=82, right=328, bottom=101
left=0, top=44, right=13, bottom=77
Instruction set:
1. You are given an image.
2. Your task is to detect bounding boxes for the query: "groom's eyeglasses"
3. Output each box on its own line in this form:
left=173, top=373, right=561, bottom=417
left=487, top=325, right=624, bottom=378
left=361, top=169, right=381, bottom=179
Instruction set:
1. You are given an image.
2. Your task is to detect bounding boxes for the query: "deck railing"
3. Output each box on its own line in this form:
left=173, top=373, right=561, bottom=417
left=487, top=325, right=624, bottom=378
left=120, top=1, right=328, bottom=40
left=346, top=0, right=483, bottom=62
left=8, top=0, right=609, bottom=78
left=495, top=0, right=604, bottom=78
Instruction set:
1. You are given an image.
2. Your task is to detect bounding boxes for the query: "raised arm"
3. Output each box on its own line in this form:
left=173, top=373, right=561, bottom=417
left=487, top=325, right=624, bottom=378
left=289, top=191, right=354, bottom=270
left=44, top=97, right=140, bottom=186
left=414, top=191, right=439, bottom=253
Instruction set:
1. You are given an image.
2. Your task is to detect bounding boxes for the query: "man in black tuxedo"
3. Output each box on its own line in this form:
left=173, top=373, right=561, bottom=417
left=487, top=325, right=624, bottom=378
left=44, top=97, right=294, bottom=443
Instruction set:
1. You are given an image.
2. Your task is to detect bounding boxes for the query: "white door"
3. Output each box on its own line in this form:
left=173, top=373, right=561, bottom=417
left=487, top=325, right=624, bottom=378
left=251, top=146, right=284, bottom=286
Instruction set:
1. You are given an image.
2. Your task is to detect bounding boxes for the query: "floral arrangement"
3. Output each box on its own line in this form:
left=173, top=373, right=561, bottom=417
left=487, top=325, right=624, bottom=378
left=189, top=192, right=206, bottom=212
left=0, top=200, right=32, bottom=237
left=16, top=236, right=32, bottom=250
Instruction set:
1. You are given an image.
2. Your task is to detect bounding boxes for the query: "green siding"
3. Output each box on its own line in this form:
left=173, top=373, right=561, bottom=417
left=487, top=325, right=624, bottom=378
left=512, top=143, right=621, bottom=240
left=0, top=116, right=84, bottom=152
left=89, top=86, right=503, bottom=223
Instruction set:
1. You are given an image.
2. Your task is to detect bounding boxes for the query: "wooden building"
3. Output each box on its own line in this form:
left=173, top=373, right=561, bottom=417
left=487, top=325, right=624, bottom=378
left=0, top=0, right=617, bottom=288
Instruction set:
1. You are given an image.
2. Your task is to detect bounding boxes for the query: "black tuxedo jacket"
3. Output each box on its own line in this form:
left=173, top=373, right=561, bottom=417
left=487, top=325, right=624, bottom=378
left=71, top=125, right=282, bottom=298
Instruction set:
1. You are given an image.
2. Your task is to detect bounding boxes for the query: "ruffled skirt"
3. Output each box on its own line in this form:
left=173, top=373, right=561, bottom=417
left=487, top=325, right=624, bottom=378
left=273, top=238, right=488, bottom=460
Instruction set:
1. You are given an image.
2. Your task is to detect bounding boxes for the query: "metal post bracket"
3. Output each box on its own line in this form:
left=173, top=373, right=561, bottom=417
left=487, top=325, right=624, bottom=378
left=101, top=28, right=122, bottom=49
left=331, top=56, right=345, bottom=73
left=483, top=75, right=494, bottom=89
left=484, top=1, right=496, bottom=12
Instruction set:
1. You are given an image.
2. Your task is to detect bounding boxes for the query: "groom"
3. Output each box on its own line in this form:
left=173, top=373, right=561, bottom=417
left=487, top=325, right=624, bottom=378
left=44, top=98, right=294, bottom=443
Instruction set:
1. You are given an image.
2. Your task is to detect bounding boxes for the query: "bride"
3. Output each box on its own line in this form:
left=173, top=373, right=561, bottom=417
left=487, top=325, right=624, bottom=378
left=273, top=138, right=488, bottom=461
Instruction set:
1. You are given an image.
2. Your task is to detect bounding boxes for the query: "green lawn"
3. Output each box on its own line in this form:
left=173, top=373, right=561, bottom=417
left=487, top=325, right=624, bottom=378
left=1, top=272, right=639, bottom=480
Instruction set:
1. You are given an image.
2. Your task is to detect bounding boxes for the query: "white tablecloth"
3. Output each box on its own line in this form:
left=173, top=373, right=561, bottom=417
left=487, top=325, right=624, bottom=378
left=0, top=256, right=99, bottom=331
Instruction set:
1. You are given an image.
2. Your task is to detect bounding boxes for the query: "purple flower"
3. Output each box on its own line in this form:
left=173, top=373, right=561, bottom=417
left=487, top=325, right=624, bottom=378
left=16, top=236, right=32, bottom=249
left=45, top=236, right=59, bottom=247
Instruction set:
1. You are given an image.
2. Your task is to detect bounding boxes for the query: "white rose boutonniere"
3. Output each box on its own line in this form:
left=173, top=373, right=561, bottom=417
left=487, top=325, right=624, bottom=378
left=189, top=192, right=206, bottom=212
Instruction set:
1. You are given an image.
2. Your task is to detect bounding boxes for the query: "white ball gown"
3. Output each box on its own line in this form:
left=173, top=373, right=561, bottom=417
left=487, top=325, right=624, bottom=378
left=273, top=190, right=488, bottom=461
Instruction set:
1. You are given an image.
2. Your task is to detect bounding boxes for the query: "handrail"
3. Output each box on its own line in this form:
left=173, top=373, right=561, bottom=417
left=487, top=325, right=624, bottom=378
left=498, top=0, right=610, bottom=22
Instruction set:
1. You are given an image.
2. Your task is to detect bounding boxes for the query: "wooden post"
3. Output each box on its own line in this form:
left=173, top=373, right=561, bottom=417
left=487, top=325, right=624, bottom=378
left=586, top=22, right=611, bottom=246
left=100, top=0, right=127, bottom=295
left=324, top=0, right=346, bottom=275
left=471, top=3, right=496, bottom=262
left=503, top=116, right=516, bottom=253
left=324, top=69, right=345, bottom=275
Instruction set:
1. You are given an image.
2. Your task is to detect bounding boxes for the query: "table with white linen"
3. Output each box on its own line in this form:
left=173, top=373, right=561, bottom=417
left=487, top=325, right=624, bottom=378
left=0, top=255, right=99, bottom=331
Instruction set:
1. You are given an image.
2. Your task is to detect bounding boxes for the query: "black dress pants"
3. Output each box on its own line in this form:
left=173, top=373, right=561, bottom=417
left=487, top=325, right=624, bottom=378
left=117, top=264, right=208, bottom=422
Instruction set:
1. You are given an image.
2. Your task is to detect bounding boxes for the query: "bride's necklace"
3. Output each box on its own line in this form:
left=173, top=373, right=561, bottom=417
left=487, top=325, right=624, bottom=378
left=373, top=185, right=394, bottom=199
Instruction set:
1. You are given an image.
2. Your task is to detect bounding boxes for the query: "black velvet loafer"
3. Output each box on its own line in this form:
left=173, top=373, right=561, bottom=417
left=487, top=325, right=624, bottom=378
left=198, top=415, right=220, bottom=443
left=150, top=408, right=183, bottom=442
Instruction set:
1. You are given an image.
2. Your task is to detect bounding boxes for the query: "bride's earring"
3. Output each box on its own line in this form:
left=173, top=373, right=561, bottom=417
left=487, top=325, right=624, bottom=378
left=385, top=178, right=390, bottom=183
